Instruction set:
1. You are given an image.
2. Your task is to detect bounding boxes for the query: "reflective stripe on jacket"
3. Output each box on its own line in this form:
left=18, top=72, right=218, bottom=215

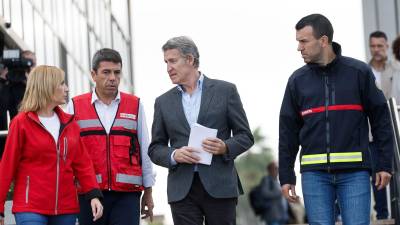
left=73, top=92, right=143, bottom=192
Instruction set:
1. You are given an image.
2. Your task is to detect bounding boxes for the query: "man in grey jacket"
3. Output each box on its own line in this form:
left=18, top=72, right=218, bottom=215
left=149, top=36, right=254, bottom=225
left=369, top=31, right=395, bottom=100
left=368, top=31, right=393, bottom=220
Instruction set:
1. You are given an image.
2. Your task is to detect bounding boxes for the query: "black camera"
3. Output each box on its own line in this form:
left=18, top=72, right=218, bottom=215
left=1, top=49, right=33, bottom=83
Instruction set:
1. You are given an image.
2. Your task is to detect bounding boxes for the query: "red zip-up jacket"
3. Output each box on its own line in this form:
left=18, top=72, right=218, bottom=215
left=0, top=107, right=101, bottom=215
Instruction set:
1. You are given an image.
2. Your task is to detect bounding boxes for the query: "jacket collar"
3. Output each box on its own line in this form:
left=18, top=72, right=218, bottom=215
left=27, top=106, right=74, bottom=125
left=196, top=75, right=215, bottom=124
left=307, top=42, right=342, bottom=70
left=91, top=89, right=121, bottom=105
left=176, top=73, right=204, bottom=93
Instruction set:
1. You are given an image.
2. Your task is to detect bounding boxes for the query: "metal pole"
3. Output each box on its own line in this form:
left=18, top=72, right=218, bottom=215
left=387, top=98, right=400, bottom=225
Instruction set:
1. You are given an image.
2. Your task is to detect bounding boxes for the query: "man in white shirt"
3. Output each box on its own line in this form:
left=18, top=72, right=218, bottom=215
left=67, top=48, right=155, bottom=225
left=368, top=30, right=391, bottom=220
left=369, top=31, right=398, bottom=100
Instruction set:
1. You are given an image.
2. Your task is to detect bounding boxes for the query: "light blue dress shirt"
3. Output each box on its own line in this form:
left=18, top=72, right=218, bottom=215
left=178, top=74, right=204, bottom=127
left=170, top=74, right=204, bottom=166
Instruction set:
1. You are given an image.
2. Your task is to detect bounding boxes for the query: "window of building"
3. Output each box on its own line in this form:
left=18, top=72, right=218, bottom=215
left=30, top=0, right=42, bottom=11
left=10, top=0, right=23, bottom=38
left=65, top=0, right=73, bottom=50
left=55, top=1, right=66, bottom=43
left=112, top=22, right=132, bottom=87
left=0, top=0, right=3, bottom=16
left=104, top=7, right=112, bottom=46
left=79, top=14, right=89, bottom=69
left=44, top=25, right=54, bottom=65
left=73, top=0, right=86, bottom=13
left=42, top=0, right=52, bottom=23
left=111, top=0, right=129, bottom=36
left=22, top=2, right=34, bottom=50
left=87, top=0, right=94, bottom=28
left=33, top=11, right=45, bottom=65
left=3, top=0, right=11, bottom=24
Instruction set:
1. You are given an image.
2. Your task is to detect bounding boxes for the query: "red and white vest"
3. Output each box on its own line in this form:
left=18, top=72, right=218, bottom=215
left=72, top=92, right=143, bottom=192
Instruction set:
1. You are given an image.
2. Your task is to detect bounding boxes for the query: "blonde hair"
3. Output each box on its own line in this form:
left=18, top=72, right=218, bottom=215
left=19, top=65, right=65, bottom=112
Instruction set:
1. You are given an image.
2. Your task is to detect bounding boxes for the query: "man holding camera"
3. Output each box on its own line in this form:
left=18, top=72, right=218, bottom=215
left=0, top=50, right=36, bottom=158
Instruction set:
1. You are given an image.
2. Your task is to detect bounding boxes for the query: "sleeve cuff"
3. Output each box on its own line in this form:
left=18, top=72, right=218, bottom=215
left=84, top=188, right=104, bottom=201
left=279, top=172, right=297, bottom=186
left=170, top=149, right=178, bottom=166
left=222, top=142, right=232, bottom=161
left=376, top=166, right=393, bottom=174
left=143, top=173, right=156, bottom=187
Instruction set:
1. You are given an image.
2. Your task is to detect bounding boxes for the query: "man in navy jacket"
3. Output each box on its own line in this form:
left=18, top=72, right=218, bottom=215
left=279, top=14, right=393, bottom=225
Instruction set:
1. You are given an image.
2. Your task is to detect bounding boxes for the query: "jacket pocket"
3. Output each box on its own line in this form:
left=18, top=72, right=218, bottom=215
left=113, top=136, right=131, bottom=158
left=25, top=176, right=30, bottom=204
left=63, top=137, right=68, bottom=162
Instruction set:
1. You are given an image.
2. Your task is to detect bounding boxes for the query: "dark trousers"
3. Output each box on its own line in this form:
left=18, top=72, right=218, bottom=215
left=78, top=191, right=141, bottom=225
left=370, top=141, right=389, bottom=219
left=170, top=173, right=237, bottom=225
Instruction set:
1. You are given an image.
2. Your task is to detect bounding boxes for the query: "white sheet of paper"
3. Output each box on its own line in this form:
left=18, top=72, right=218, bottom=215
left=188, top=123, right=218, bottom=165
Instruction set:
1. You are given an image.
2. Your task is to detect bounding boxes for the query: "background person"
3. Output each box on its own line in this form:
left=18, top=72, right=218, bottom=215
left=0, top=50, right=36, bottom=159
left=388, top=36, right=400, bottom=105
left=260, top=161, right=288, bottom=225
left=368, top=30, right=392, bottom=220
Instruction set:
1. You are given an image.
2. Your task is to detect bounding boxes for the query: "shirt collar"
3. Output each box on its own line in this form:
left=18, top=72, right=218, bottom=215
left=177, top=73, right=204, bottom=93
left=91, top=89, right=121, bottom=104
left=369, top=59, right=390, bottom=71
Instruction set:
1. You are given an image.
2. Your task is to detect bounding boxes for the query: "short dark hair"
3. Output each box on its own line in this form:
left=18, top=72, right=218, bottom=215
left=393, top=36, right=400, bottom=61
left=369, top=31, right=387, bottom=41
left=295, top=14, right=334, bottom=43
left=91, top=48, right=122, bottom=71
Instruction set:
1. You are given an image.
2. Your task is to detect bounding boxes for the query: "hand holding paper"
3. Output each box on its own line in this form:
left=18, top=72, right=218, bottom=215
left=173, top=147, right=200, bottom=164
left=202, top=137, right=227, bottom=155
left=188, top=123, right=218, bottom=165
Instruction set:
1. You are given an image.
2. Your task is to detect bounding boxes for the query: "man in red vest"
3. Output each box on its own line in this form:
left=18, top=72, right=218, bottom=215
left=67, top=48, right=155, bottom=225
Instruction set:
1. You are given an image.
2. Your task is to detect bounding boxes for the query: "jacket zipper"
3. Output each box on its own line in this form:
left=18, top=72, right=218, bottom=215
left=55, top=122, right=72, bottom=214
left=107, top=134, right=112, bottom=190
left=33, top=121, right=60, bottom=214
left=55, top=141, right=60, bottom=214
left=30, top=113, right=73, bottom=215
left=324, top=72, right=331, bottom=172
left=63, top=137, right=68, bottom=162
left=25, top=176, right=30, bottom=204
left=331, top=82, right=336, bottom=105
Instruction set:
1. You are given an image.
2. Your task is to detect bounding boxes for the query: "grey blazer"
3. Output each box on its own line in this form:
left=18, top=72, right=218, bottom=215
left=149, top=76, right=254, bottom=203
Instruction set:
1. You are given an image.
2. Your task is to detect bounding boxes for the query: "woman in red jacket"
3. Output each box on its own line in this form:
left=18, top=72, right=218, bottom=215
left=0, top=65, right=103, bottom=225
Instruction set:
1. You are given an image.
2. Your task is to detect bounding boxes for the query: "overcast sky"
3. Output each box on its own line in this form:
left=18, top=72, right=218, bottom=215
left=131, top=0, right=365, bottom=224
